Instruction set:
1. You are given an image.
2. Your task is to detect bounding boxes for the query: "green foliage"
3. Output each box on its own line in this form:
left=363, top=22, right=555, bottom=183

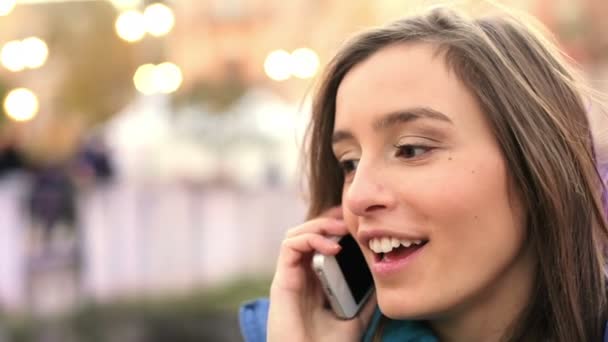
left=0, top=78, right=7, bottom=127
left=46, top=1, right=137, bottom=125
left=4, top=276, right=272, bottom=341
left=174, top=78, right=248, bottom=114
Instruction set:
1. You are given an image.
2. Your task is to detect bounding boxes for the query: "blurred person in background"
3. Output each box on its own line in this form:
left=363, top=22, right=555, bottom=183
left=72, top=133, right=115, bottom=187
left=0, top=130, right=26, bottom=177
left=241, top=5, right=608, bottom=342
left=27, top=159, right=77, bottom=255
left=0, top=82, right=25, bottom=177
left=25, top=130, right=114, bottom=256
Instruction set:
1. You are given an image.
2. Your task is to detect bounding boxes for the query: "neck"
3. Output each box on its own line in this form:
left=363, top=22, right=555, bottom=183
left=429, top=244, right=536, bottom=342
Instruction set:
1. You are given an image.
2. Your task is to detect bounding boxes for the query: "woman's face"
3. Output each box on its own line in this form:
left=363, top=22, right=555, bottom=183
left=333, top=43, right=534, bottom=320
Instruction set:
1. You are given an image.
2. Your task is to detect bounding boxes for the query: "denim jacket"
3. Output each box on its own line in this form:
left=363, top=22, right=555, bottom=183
left=239, top=298, right=608, bottom=342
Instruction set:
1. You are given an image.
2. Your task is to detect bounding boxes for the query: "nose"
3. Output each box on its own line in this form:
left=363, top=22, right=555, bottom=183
left=343, top=160, right=396, bottom=217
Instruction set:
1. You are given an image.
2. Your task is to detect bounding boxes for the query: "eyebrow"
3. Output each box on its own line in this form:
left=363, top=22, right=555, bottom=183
left=331, top=107, right=453, bottom=145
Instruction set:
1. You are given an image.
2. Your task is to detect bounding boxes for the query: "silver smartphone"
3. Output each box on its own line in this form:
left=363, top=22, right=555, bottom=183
left=311, top=234, right=374, bottom=319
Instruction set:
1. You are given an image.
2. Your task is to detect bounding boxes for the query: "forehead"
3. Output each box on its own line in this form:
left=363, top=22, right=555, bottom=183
left=334, top=43, right=477, bottom=128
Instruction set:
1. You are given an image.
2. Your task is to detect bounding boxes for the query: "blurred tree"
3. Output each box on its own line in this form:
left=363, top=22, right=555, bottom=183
left=1, top=1, right=140, bottom=163
left=174, top=60, right=247, bottom=113
left=176, top=78, right=247, bottom=114
left=48, top=1, right=138, bottom=126
left=0, top=79, right=6, bottom=129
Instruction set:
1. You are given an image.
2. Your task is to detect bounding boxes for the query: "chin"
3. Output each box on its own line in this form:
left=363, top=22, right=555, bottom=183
left=376, top=288, right=433, bottom=320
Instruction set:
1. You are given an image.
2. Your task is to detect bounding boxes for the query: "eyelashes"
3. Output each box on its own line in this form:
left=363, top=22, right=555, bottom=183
left=338, top=144, right=434, bottom=176
left=339, top=159, right=359, bottom=174
left=393, top=144, right=433, bottom=159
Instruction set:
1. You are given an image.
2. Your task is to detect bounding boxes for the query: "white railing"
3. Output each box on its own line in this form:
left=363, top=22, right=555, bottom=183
left=0, top=175, right=306, bottom=312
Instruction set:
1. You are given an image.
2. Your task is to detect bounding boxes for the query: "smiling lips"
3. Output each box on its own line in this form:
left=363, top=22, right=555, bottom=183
left=368, top=237, right=424, bottom=253
left=365, top=236, right=429, bottom=275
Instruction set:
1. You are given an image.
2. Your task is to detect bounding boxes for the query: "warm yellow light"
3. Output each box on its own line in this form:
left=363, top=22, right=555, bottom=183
left=144, top=3, right=175, bottom=37
left=21, top=37, right=48, bottom=69
left=0, top=40, right=24, bottom=72
left=0, top=0, right=16, bottom=16
left=264, top=50, right=291, bottom=81
left=290, top=48, right=319, bottom=79
left=2, top=37, right=49, bottom=71
left=115, top=10, right=146, bottom=42
left=133, top=62, right=183, bottom=95
left=154, top=62, right=182, bottom=94
left=133, top=63, right=157, bottom=95
left=3, top=88, right=39, bottom=122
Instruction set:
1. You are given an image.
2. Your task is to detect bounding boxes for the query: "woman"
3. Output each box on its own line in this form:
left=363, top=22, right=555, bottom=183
left=241, top=6, right=608, bottom=341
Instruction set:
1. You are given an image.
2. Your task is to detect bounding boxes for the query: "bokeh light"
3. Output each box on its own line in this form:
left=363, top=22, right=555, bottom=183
left=264, top=49, right=292, bottom=81
left=3, top=88, right=39, bottom=122
left=133, top=62, right=182, bottom=95
left=0, top=0, right=16, bottom=17
left=21, top=37, right=49, bottom=69
left=115, top=10, right=146, bottom=42
left=290, top=48, right=319, bottom=79
left=144, top=3, right=175, bottom=37
left=154, top=62, right=182, bottom=94
left=133, top=63, right=157, bottom=95
left=0, top=40, right=25, bottom=72
left=1, top=37, right=49, bottom=71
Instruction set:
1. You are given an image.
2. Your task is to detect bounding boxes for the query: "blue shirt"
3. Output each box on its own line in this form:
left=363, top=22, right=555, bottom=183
left=239, top=298, right=608, bottom=342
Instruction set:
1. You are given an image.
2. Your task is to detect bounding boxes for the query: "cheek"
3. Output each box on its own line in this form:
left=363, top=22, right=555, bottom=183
left=433, top=156, right=523, bottom=239
left=420, top=153, right=527, bottom=287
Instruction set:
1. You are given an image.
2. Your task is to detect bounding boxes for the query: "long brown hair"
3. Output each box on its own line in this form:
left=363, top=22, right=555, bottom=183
left=305, top=6, right=608, bottom=341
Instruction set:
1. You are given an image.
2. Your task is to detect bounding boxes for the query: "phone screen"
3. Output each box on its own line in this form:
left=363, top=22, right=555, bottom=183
left=335, top=235, right=374, bottom=303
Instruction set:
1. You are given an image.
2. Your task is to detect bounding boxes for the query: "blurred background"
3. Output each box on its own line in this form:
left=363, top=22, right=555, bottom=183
left=0, top=0, right=606, bottom=341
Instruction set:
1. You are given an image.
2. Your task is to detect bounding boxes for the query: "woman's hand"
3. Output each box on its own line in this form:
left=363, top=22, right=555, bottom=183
left=267, top=206, right=377, bottom=342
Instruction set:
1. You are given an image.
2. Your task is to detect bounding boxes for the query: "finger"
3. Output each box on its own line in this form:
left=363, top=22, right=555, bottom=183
left=278, top=233, right=342, bottom=268
left=283, top=233, right=342, bottom=256
left=285, top=217, right=347, bottom=238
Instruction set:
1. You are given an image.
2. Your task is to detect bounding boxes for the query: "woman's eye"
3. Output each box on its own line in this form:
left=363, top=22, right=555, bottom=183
left=395, top=145, right=431, bottom=159
left=339, top=159, right=359, bottom=174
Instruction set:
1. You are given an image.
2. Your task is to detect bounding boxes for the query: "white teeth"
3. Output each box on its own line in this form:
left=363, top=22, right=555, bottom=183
left=381, top=237, right=392, bottom=253
left=368, top=236, right=425, bottom=254
left=373, top=239, right=380, bottom=252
